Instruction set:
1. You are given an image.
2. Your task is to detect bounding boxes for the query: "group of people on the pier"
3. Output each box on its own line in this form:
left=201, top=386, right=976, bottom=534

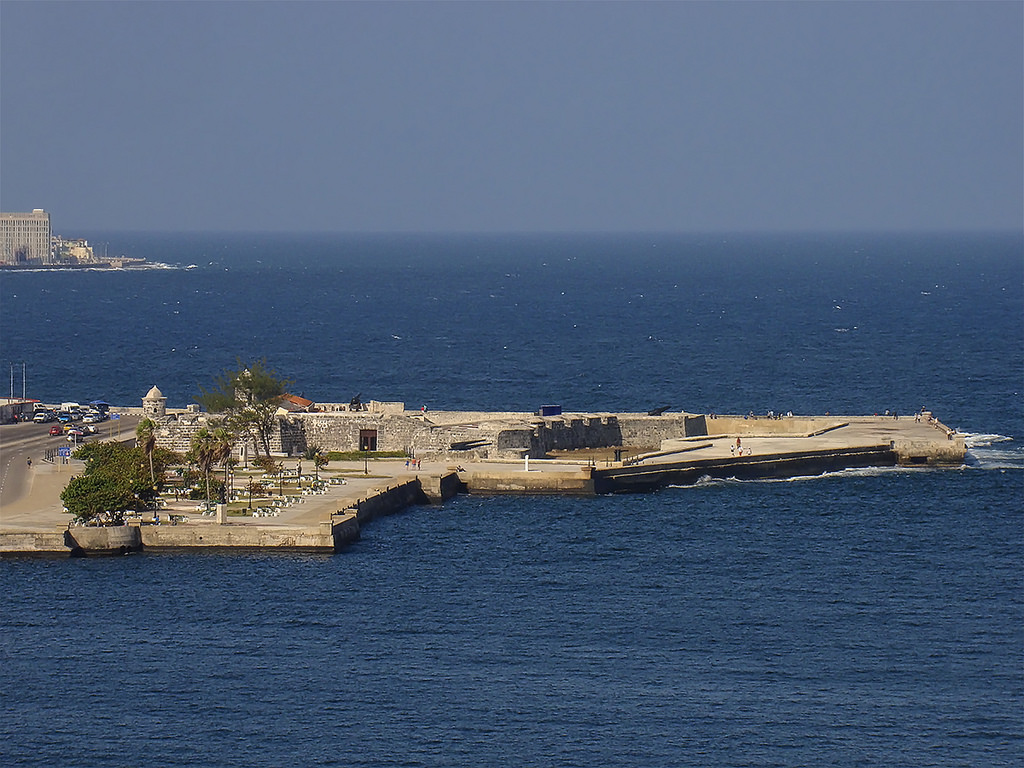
left=730, top=437, right=752, bottom=457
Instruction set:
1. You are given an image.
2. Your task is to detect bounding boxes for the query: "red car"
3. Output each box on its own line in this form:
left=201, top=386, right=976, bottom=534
left=49, top=425, right=63, bottom=436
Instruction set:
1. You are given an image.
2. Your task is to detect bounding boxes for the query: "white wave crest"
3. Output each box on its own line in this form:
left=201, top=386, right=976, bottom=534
left=964, top=449, right=1024, bottom=471
left=962, top=433, right=1014, bottom=448
left=958, top=433, right=1023, bottom=470
left=668, top=465, right=930, bottom=489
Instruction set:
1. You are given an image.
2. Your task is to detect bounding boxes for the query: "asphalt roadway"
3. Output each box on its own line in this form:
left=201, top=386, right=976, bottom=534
left=0, top=414, right=141, bottom=529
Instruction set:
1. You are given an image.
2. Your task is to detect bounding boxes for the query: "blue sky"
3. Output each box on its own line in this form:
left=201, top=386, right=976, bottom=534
left=1, top=1, right=1021, bottom=234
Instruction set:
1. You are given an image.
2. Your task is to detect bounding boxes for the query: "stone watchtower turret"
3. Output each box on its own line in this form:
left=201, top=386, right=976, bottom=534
left=142, top=385, right=167, bottom=419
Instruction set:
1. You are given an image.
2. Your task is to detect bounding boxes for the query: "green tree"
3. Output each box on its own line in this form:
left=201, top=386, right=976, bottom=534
left=227, top=399, right=279, bottom=459
left=303, top=445, right=328, bottom=480
left=61, top=475, right=126, bottom=523
left=187, top=427, right=234, bottom=502
left=61, top=443, right=160, bottom=523
left=195, top=359, right=290, bottom=458
left=245, top=478, right=268, bottom=511
left=196, top=358, right=290, bottom=413
left=210, top=426, right=234, bottom=501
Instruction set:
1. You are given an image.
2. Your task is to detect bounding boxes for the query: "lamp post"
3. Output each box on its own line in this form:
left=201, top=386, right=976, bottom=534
left=225, top=462, right=233, bottom=504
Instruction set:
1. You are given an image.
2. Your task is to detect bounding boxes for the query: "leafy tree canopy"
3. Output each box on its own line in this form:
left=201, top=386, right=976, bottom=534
left=196, top=358, right=291, bottom=413
left=61, top=475, right=128, bottom=524
left=252, top=455, right=283, bottom=475
left=61, top=443, right=163, bottom=523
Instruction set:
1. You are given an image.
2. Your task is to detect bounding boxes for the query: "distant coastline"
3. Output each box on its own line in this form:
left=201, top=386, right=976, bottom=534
left=0, top=257, right=170, bottom=271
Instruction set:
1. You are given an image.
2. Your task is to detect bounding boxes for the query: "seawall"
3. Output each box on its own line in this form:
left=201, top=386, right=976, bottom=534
left=1, top=411, right=967, bottom=556
left=457, top=462, right=595, bottom=495
left=591, top=445, right=897, bottom=493
left=1, top=477, right=443, bottom=557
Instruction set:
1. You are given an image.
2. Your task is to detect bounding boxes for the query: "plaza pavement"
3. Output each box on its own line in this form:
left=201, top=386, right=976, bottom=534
left=0, top=415, right=962, bottom=536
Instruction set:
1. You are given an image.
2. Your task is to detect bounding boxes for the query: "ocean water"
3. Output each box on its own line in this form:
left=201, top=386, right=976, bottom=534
left=1, top=232, right=1022, bottom=766
left=2, top=231, right=1021, bottom=427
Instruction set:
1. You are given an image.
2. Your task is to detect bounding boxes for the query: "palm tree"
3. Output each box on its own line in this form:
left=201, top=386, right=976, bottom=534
left=188, top=423, right=237, bottom=504
left=302, top=445, right=327, bottom=481
left=210, top=426, right=234, bottom=502
left=188, top=428, right=219, bottom=503
left=136, top=418, right=157, bottom=484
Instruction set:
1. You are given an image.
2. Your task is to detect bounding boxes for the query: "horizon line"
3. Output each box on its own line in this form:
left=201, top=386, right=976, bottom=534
left=61, top=227, right=1024, bottom=237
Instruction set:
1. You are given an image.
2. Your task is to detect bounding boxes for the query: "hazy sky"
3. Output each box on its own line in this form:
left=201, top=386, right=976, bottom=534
left=1, top=1, right=1021, bottom=234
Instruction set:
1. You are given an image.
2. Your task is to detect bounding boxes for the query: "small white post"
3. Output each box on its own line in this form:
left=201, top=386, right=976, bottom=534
left=524, top=455, right=530, bottom=472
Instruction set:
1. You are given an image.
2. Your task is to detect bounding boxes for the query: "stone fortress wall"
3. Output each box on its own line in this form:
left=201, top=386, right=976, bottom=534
left=129, top=386, right=964, bottom=465
left=146, top=408, right=705, bottom=460
left=133, top=385, right=715, bottom=460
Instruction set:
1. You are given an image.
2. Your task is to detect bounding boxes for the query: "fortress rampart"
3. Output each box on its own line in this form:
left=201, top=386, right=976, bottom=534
left=142, top=406, right=713, bottom=461
left=136, top=402, right=964, bottom=467
left=2, top=395, right=969, bottom=557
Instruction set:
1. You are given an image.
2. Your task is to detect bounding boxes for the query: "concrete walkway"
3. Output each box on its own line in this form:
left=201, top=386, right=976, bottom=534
left=0, top=458, right=456, bottom=534
left=0, top=414, right=964, bottom=545
left=0, top=458, right=79, bottom=532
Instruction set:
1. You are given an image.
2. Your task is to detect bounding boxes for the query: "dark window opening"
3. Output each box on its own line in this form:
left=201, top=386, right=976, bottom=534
left=359, top=429, right=378, bottom=452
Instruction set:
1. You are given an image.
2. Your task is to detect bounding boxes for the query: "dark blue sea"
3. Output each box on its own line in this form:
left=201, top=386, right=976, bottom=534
left=1, top=232, right=1022, bottom=767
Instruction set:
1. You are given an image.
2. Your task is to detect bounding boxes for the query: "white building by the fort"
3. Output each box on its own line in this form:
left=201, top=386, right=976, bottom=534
left=0, top=209, right=52, bottom=264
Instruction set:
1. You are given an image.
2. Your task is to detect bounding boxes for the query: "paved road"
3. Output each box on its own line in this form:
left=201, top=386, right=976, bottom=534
left=0, top=415, right=140, bottom=519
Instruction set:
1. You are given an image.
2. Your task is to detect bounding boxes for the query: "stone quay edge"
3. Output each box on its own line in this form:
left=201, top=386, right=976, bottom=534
left=0, top=408, right=966, bottom=556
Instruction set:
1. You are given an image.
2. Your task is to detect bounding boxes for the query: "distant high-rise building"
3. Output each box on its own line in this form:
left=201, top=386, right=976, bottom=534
left=0, top=209, right=52, bottom=264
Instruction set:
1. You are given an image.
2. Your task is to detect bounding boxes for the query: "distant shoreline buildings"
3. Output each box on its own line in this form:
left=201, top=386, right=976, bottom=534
left=0, top=209, right=145, bottom=269
left=0, top=209, right=51, bottom=264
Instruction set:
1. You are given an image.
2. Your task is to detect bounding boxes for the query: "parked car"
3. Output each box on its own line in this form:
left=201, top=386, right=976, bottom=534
left=33, top=410, right=54, bottom=423
left=57, top=413, right=74, bottom=423
left=82, top=412, right=101, bottom=424
left=49, top=425, right=63, bottom=436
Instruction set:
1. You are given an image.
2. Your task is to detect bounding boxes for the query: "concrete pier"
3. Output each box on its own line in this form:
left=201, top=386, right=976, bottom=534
left=0, top=411, right=966, bottom=556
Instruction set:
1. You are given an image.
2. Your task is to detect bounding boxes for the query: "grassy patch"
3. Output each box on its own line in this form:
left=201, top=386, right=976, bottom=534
left=326, top=450, right=407, bottom=461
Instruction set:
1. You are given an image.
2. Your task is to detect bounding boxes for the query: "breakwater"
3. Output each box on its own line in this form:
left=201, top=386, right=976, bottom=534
left=590, top=445, right=897, bottom=494
left=0, top=410, right=966, bottom=556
